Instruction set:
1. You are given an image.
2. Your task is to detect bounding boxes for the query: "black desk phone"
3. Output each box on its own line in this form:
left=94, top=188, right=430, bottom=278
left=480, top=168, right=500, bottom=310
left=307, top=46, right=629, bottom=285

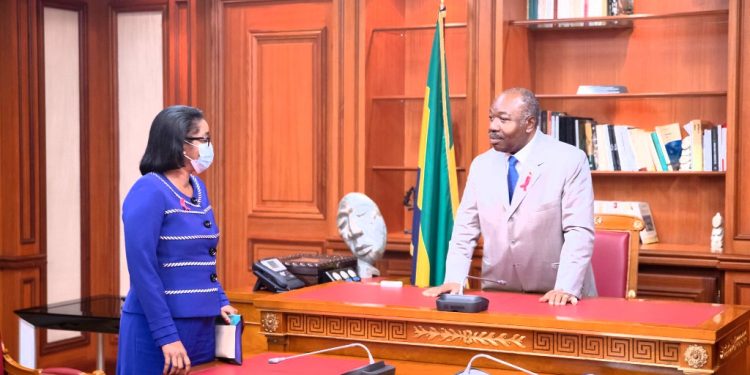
left=253, top=254, right=360, bottom=292
left=252, top=258, right=306, bottom=292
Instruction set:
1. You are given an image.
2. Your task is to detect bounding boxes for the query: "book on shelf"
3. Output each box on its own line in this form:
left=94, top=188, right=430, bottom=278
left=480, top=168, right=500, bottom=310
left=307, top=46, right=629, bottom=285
left=654, top=123, right=683, bottom=171
left=681, top=120, right=726, bottom=172
left=539, top=110, right=725, bottom=172
left=594, top=200, right=659, bottom=244
left=576, top=85, right=628, bottom=94
left=527, top=0, right=622, bottom=21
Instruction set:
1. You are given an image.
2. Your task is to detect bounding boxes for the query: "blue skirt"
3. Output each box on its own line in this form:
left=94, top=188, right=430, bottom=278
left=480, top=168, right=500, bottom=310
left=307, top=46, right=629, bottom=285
left=116, top=312, right=215, bottom=375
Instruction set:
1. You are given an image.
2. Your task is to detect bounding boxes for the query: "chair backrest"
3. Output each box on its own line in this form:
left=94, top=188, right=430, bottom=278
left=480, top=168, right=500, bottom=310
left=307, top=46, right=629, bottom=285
left=592, top=214, right=644, bottom=299
left=1, top=330, right=40, bottom=375
left=1, top=330, right=104, bottom=375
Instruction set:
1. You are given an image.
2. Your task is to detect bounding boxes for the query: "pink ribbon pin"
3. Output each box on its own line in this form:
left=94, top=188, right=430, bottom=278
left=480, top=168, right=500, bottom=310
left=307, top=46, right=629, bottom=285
left=180, top=197, right=191, bottom=211
left=519, top=173, right=532, bottom=192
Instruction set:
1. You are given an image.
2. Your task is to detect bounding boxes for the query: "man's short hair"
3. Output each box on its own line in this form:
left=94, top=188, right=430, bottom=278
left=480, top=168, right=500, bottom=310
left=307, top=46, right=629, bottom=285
left=503, top=87, right=540, bottom=125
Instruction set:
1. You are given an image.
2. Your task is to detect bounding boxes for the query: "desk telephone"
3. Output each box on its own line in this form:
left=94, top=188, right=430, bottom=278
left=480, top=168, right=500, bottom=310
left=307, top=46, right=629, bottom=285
left=253, top=253, right=360, bottom=292
left=252, top=258, right=306, bottom=292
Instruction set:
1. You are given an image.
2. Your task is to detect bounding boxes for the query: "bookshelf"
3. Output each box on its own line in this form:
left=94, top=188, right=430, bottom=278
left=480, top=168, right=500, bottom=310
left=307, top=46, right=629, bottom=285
left=348, top=0, right=750, bottom=302
left=363, top=0, right=475, bottom=240
left=503, top=0, right=730, bottom=254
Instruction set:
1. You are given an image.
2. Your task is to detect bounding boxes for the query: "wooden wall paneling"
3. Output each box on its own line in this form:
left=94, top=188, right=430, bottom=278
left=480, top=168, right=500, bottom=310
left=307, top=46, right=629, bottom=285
left=86, top=0, right=118, bottom=300
left=221, top=1, right=336, bottom=289
left=17, top=0, right=42, bottom=252
left=336, top=0, right=365, bottom=198
left=730, top=0, right=750, bottom=252
left=173, top=0, right=190, bottom=104
left=334, top=0, right=364, bottom=212
left=249, top=30, right=327, bottom=220
left=468, top=0, right=494, bottom=155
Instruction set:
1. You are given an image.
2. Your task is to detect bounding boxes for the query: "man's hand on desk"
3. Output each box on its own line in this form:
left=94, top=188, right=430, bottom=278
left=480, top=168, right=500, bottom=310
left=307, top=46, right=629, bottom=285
left=539, top=290, right=578, bottom=306
left=422, top=282, right=461, bottom=297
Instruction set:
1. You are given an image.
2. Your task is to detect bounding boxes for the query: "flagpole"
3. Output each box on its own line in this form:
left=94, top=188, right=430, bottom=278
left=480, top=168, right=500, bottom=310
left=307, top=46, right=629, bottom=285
left=437, top=0, right=459, bottom=216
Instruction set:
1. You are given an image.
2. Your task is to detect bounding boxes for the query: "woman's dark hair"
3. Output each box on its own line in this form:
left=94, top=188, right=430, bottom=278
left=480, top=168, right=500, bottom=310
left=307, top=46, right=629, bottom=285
left=139, top=105, right=204, bottom=175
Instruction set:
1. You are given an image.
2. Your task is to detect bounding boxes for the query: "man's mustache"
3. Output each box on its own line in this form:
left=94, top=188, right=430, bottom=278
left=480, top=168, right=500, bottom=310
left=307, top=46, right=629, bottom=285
left=488, top=131, right=502, bottom=140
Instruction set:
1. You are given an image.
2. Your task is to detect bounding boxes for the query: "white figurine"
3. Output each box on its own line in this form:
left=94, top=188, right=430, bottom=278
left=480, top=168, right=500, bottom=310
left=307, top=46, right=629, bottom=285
left=710, top=212, right=724, bottom=253
left=336, top=193, right=387, bottom=278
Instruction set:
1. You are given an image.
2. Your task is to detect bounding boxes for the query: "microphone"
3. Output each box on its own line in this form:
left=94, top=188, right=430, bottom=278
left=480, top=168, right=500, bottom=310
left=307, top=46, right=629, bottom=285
left=268, top=343, right=395, bottom=375
left=436, top=275, right=507, bottom=313
left=455, top=353, right=538, bottom=375
left=458, top=275, right=507, bottom=295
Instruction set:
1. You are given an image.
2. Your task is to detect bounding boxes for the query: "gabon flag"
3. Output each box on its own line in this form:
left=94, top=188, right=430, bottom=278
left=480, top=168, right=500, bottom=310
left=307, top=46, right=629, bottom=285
left=410, top=2, right=460, bottom=287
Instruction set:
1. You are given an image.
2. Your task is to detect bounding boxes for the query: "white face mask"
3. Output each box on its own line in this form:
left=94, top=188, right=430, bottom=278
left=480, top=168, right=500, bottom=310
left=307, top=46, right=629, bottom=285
left=184, top=141, right=214, bottom=174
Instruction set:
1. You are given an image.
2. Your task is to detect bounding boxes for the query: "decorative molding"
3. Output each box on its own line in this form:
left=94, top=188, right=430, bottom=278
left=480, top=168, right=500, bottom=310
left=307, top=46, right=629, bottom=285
left=684, top=344, right=708, bottom=369
left=413, top=325, right=525, bottom=348
left=261, top=312, right=279, bottom=333
left=719, top=329, right=748, bottom=360
left=18, top=0, right=38, bottom=244
left=248, top=28, right=328, bottom=220
left=0, top=254, right=46, bottom=270
left=285, top=314, right=407, bottom=342
left=531, top=332, right=680, bottom=366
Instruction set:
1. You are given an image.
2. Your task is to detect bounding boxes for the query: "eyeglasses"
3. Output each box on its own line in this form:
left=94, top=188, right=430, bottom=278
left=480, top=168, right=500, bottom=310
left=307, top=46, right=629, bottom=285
left=185, top=136, right=211, bottom=145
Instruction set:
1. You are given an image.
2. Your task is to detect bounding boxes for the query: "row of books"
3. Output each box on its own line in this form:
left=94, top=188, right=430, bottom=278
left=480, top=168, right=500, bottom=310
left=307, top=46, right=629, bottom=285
left=539, top=112, right=727, bottom=172
left=594, top=200, right=658, bottom=244
left=528, top=0, right=626, bottom=20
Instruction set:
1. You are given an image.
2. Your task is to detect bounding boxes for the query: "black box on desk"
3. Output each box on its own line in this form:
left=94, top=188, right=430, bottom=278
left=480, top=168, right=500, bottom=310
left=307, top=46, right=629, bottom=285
left=279, top=253, right=358, bottom=285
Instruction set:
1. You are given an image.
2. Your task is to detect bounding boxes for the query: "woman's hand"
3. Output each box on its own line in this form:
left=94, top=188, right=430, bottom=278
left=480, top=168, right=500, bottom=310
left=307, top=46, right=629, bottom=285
left=220, top=304, right=239, bottom=323
left=162, top=340, right=191, bottom=375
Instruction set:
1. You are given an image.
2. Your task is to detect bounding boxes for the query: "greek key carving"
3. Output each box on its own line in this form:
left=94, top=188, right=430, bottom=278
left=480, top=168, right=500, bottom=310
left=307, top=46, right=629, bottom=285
left=388, top=321, right=407, bottom=340
left=632, top=340, right=656, bottom=362
left=306, top=315, right=325, bottom=334
left=684, top=344, right=708, bottom=369
left=719, top=330, right=748, bottom=360
left=605, top=337, right=630, bottom=360
left=414, top=326, right=525, bottom=348
left=261, top=312, right=279, bottom=333
left=327, top=316, right=346, bottom=336
left=533, top=332, right=554, bottom=352
left=368, top=320, right=387, bottom=339
left=580, top=336, right=604, bottom=358
left=556, top=334, right=579, bottom=356
left=657, top=342, right=680, bottom=363
left=347, top=318, right=365, bottom=337
left=287, top=314, right=304, bottom=333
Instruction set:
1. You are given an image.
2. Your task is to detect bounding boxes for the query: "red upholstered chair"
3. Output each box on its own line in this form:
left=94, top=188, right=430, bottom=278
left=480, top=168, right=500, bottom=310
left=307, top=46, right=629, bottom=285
left=592, top=214, right=645, bottom=299
left=1, top=330, right=105, bottom=375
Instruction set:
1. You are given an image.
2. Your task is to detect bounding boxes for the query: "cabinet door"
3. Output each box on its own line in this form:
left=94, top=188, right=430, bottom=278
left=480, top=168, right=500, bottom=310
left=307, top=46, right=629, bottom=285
left=724, top=271, right=750, bottom=305
left=637, top=271, right=719, bottom=303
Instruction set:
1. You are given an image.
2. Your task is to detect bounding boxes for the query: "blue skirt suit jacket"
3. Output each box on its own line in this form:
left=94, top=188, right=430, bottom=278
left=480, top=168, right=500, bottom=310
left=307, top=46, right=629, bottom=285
left=118, top=173, right=228, bottom=371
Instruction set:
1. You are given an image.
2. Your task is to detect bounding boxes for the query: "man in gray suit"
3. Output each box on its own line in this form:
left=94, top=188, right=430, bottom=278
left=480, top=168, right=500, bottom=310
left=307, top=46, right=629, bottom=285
left=423, top=88, right=596, bottom=306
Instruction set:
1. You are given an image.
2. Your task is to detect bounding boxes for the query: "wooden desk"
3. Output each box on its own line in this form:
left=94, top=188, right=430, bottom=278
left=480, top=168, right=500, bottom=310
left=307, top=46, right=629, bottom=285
left=246, top=281, right=750, bottom=375
left=192, top=351, right=524, bottom=374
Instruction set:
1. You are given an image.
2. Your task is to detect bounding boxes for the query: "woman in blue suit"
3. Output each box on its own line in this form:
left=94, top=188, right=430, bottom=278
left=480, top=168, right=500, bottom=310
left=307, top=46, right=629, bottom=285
left=117, top=106, right=237, bottom=374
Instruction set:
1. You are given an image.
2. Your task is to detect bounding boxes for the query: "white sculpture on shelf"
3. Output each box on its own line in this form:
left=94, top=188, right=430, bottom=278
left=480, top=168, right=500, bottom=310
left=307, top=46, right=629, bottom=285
left=710, top=212, right=724, bottom=253
left=336, top=192, right=387, bottom=278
